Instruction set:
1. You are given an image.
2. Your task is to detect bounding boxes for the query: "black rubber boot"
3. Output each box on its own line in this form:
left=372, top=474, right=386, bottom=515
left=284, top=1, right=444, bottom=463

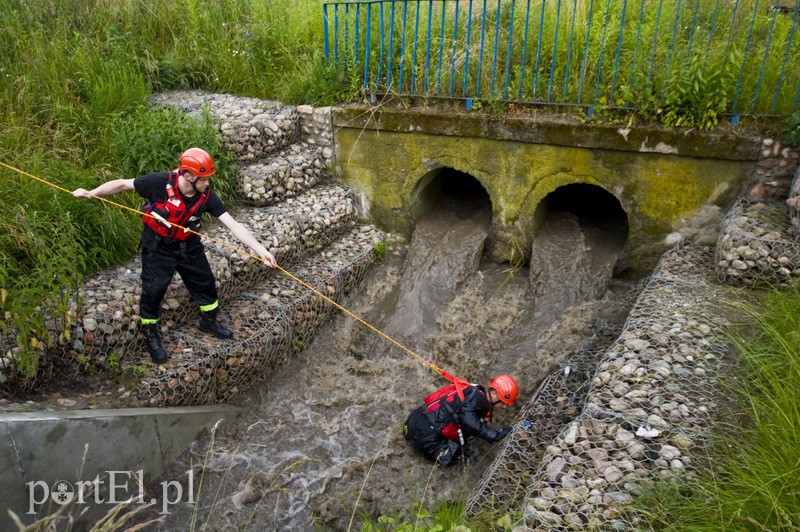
left=143, top=323, right=169, bottom=364
left=199, top=309, right=233, bottom=340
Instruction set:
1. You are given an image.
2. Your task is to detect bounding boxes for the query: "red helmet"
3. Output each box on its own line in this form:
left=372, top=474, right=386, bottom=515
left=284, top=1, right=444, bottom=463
left=179, top=148, right=215, bottom=178
left=488, top=374, right=519, bottom=406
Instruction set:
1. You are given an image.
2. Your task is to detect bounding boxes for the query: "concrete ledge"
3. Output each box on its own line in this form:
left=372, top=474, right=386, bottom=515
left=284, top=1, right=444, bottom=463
left=0, top=405, right=245, bottom=528
left=333, top=104, right=761, bottom=161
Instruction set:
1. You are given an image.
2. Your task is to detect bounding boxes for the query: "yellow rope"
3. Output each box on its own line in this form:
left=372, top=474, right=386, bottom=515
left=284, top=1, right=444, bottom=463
left=0, top=159, right=443, bottom=375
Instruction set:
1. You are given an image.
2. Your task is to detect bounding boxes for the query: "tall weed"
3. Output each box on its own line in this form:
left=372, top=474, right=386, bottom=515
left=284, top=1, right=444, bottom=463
left=107, top=105, right=237, bottom=202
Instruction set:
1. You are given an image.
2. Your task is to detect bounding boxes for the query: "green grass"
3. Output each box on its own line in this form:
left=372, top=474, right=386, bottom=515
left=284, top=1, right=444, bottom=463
left=329, top=0, right=799, bottom=127
left=0, top=0, right=351, bottom=380
left=634, top=289, right=800, bottom=531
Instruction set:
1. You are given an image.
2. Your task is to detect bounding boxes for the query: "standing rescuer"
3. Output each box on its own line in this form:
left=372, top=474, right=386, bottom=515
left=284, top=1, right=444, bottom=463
left=72, top=147, right=277, bottom=364
left=404, top=373, right=519, bottom=466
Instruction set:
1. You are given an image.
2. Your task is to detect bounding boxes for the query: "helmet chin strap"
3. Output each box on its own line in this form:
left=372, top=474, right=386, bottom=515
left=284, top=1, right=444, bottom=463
left=181, top=173, right=202, bottom=196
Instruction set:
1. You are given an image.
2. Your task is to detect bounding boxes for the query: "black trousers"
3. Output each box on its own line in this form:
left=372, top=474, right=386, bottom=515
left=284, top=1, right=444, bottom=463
left=404, top=406, right=462, bottom=466
left=139, top=230, right=218, bottom=320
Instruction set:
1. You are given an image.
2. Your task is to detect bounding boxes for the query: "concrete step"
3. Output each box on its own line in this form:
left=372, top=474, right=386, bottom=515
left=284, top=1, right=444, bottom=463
left=132, top=224, right=384, bottom=406
left=150, top=91, right=299, bottom=160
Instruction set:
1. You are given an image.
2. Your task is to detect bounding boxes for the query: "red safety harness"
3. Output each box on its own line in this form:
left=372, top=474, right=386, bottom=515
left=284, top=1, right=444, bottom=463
left=424, top=372, right=490, bottom=443
left=142, top=170, right=209, bottom=242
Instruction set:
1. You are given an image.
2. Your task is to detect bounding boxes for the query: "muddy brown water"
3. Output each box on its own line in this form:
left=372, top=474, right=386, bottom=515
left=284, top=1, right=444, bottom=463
left=142, top=196, right=635, bottom=530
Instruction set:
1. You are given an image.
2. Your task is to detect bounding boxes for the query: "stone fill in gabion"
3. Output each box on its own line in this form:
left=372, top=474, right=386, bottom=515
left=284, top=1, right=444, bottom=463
left=469, top=243, right=734, bottom=531
left=150, top=91, right=299, bottom=160
left=66, top=185, right=357, bottom=361
left=786, top=166, right=800, bottom=236
left=139, top=225, right=383, bottom=406
left=237, top=144, right=326, bottom=206
left=466, top=326, right=623, bottom=513
left=715, top=197, right=800, bottom=288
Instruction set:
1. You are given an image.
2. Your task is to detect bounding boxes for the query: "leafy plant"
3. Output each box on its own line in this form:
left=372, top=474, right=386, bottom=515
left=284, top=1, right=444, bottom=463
left=80, top=355, right=97, bottom=374
left=656, top=52, right=738, bottom=130
left=782, top=111, right=800, bottom=148
left=107, top=105, right=238, bottom=202
left=106, top=352, right=121, bottom=373
left=373, top=240, right=387, bottom=261
left=129, top=364, right=149, bottom=379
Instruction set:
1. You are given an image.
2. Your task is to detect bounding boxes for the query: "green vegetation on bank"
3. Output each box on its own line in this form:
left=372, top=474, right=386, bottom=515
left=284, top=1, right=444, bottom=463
left=328, top=0, right=800, bottom=130
left=635, top=289, right=800, bottom=531
left=0, top=0, right=349, bottom=379
left=1, top=1, right=799, bottom=530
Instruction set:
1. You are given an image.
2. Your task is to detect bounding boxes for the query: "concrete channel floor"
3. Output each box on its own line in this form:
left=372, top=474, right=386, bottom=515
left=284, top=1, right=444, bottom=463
left=0, top=404, right=245, bottom=529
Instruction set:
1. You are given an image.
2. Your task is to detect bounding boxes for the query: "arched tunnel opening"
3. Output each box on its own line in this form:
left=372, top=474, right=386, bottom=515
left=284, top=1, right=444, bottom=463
left=534, top=183, right=629, bottom=266
left=411, top=167, right=491, bottom=223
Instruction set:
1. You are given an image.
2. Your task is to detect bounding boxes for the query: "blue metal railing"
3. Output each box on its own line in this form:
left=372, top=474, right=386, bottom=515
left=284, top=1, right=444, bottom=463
left=323, top=0, right=800, bottom=118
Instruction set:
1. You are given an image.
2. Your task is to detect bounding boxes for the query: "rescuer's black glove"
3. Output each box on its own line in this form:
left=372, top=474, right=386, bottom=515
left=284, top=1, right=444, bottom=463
left=496, top=427, right=512, bottom=440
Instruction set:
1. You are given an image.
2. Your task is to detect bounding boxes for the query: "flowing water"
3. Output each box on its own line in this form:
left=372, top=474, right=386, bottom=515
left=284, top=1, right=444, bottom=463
left=147, top=195, right=634, bottom=531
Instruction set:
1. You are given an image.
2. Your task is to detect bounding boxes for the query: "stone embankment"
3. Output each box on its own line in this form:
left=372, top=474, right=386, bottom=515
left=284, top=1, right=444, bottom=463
left=0, top=91, right=384, bottom=407
left=468, top=241, right=734, bottom=530
left=469, top=167, right=800, bottom=530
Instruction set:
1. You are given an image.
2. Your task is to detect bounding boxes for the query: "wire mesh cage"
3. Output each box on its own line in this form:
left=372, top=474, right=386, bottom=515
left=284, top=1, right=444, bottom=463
left=716, top=197, right=800, bottom=288
left=138, top=224, right=384, bottom=406
left=467, top=242, right=736, bottom=530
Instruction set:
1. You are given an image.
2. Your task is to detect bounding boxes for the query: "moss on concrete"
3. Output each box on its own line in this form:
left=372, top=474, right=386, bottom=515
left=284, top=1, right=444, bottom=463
left=333, top=108, right=755, bottom=273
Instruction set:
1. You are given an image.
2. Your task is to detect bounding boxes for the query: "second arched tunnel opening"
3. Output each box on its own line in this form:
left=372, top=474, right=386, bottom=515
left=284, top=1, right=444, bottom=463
left=533, top=183, right=629, bottom=274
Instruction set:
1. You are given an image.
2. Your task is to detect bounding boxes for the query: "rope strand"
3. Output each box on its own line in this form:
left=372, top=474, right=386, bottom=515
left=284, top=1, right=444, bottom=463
left=0, top=160, right=443, bottom=375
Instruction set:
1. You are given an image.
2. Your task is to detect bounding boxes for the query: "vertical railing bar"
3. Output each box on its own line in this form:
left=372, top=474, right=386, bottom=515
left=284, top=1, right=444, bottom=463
left=563, top=0, right=579, bottom=102
left=344, top=4, right=350, bottom=73
left=377, top=3, right=385, bottom=92
left=518, top=0, right=533, bottom=100
left=533, top=0, right=547, bottom=101
left=424, top=0, right=434, bottom=93
left=363, top=5, right=372, bottom=93
left=750, top=0, right=779, bottom=114
left=702, top=0, right=721, bottom=76
left=503, top=0, right=516, bottom=100
left=547, top=0, right=562, bottom=102
left=771, top=0, right=800, bottom=112
left=732, top=0, right=761, bottom=113
left=477, top=0, right=488, bottom=97
left=449, top=0, right=460, bottom=97
left=609, top=0, right=628, bottom=106
left=490, top=0, right=502, bottom=94
left=646, top=0, right=664, bottom=97
left=436, top=1, right=446, bottom=95
left=399, top=0, right=409, bottom=92
left=577, top=0, right=596, bottom=104
left=464, top=0, right=474, bottom=97
left=794, top=79, right=800, bottom=113
left=722, top=0, right=741, bottom=73
left=388, top=1, right=396, bottom=90
left=334, top=4, right=340, bottom=68
left=686, top=0, right=700, bottom=60
left=660, top=0, right=683, bottom=100
left=593, top=0, right=612, bottom=104
left=324, top=4, right=331, bottom=66
left=411, top=0, right=421, bottom=95
left=627, top=0, right=646, bottom=99
left=355, top=4, right=360, bottom=71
